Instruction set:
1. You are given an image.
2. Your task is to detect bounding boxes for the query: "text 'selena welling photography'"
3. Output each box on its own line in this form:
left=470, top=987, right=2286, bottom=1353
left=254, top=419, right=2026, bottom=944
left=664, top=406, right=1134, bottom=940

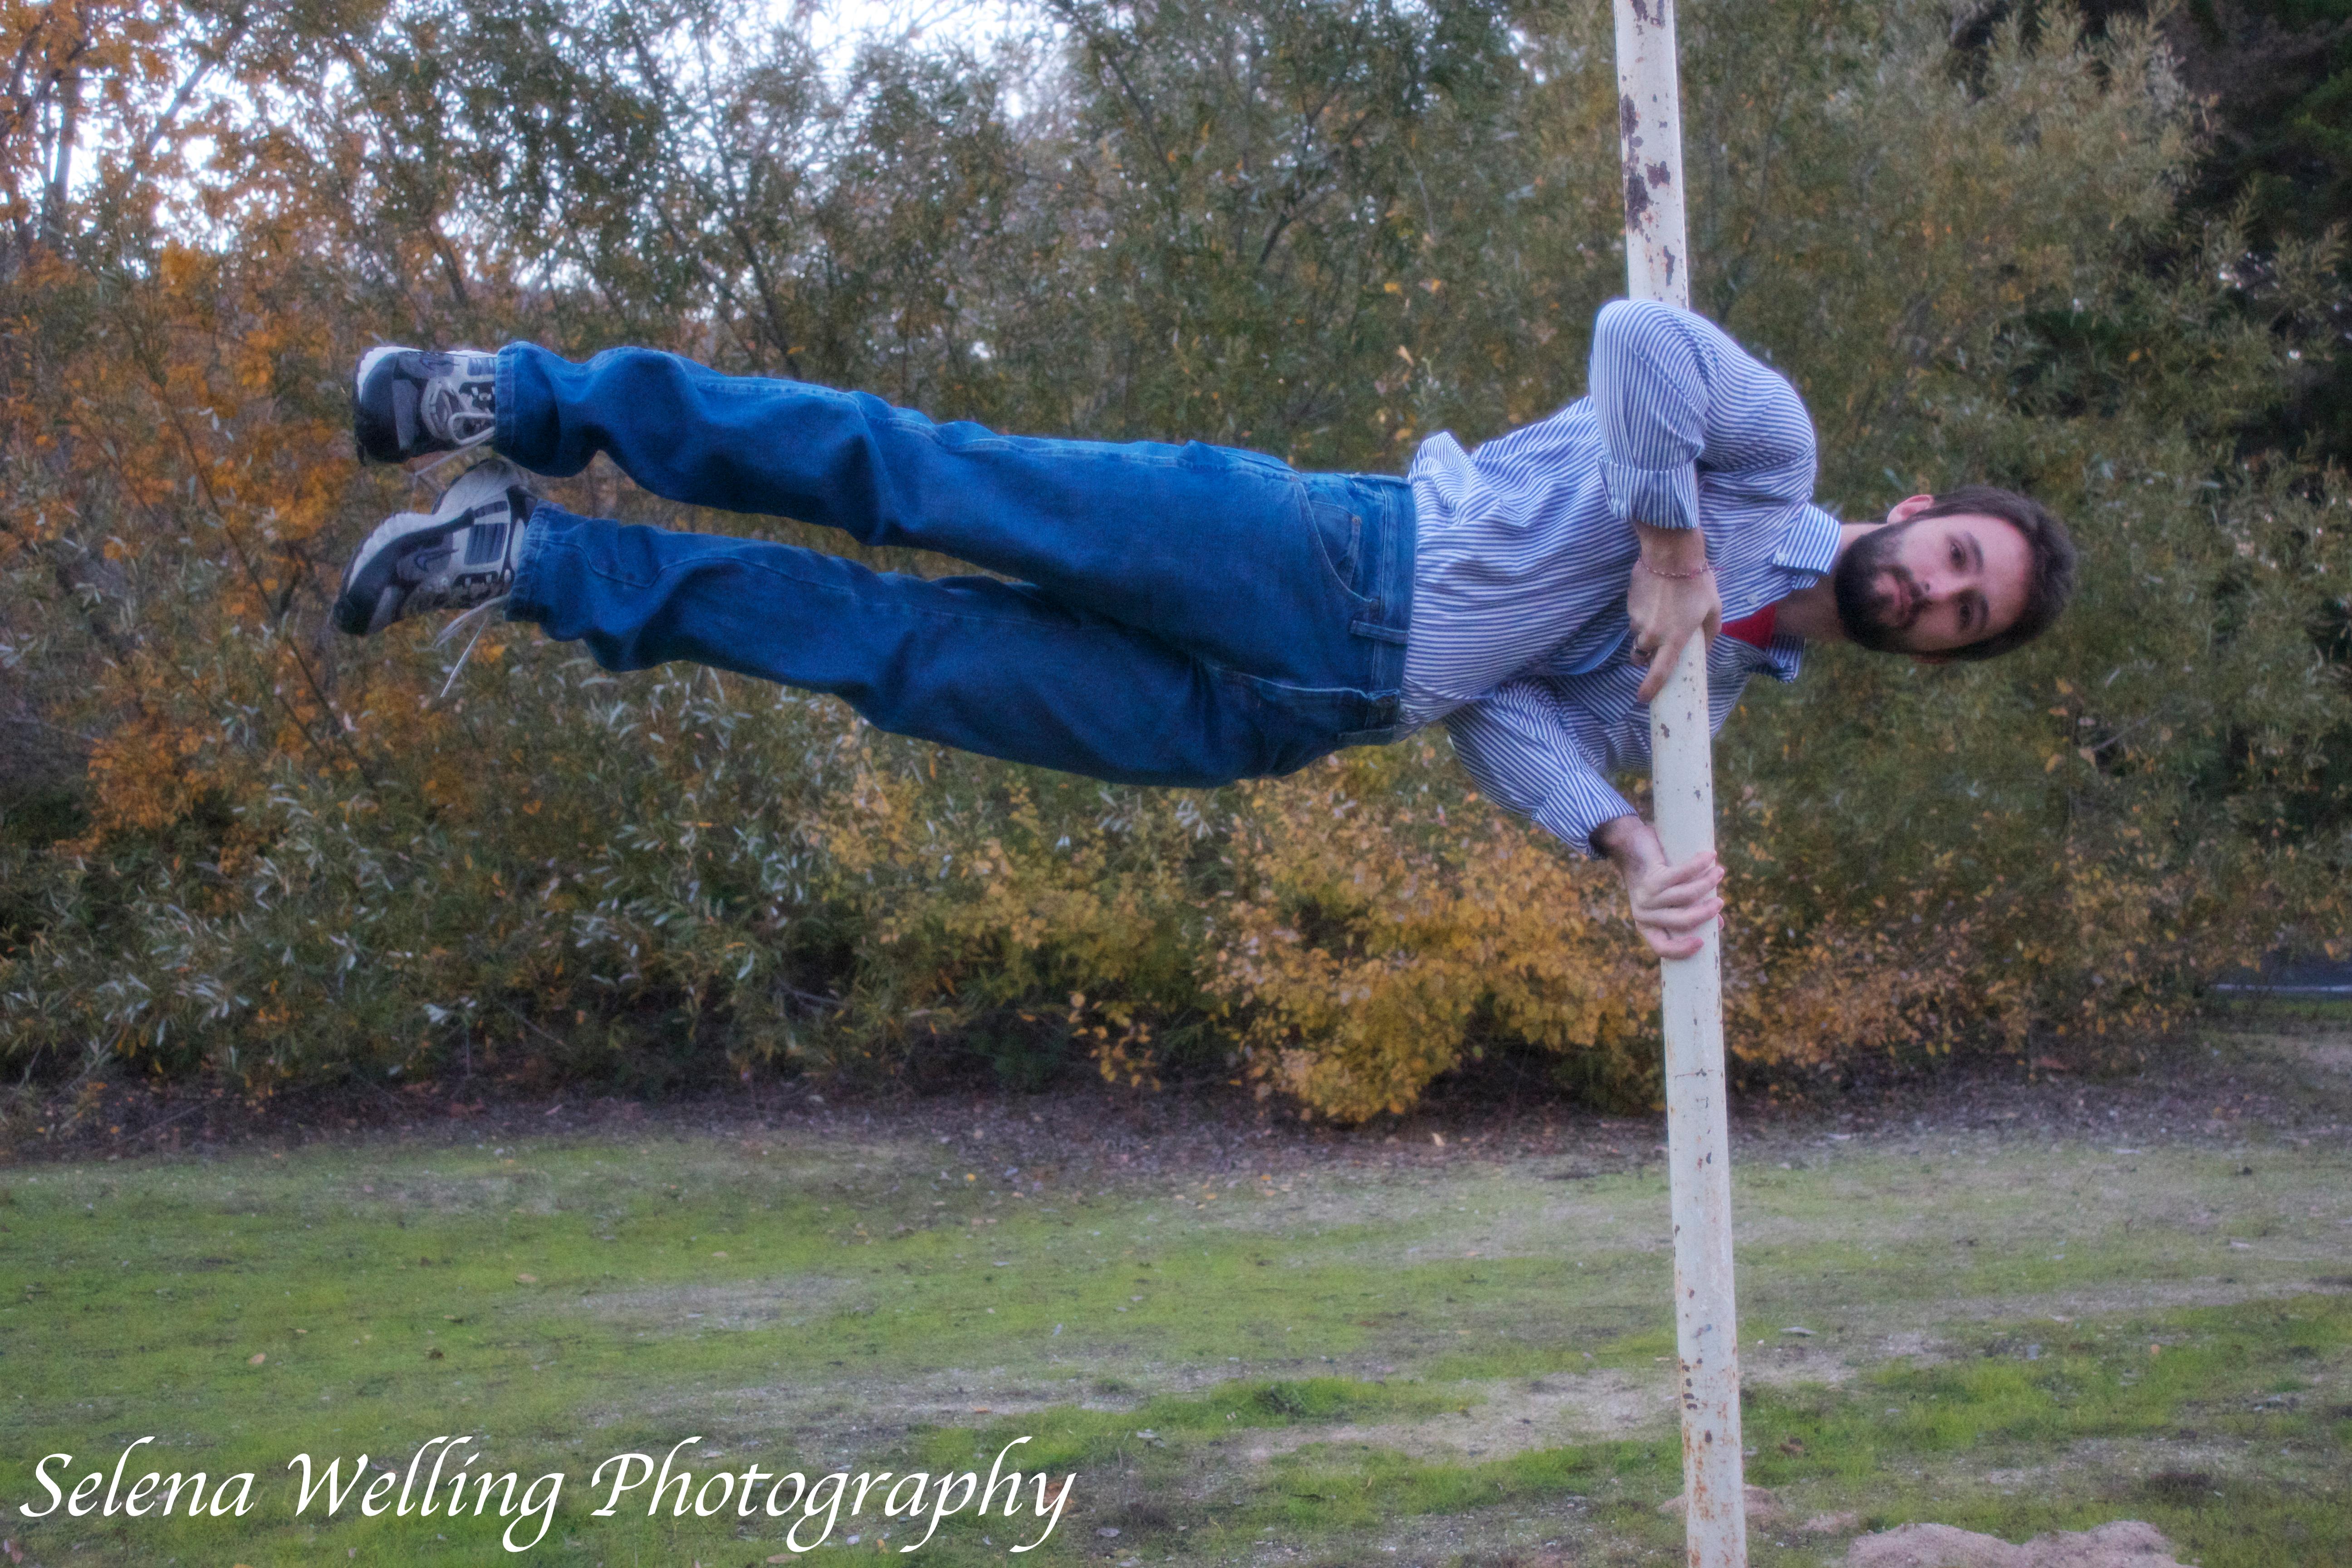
left=19, top=1436, right=1074, bottom=1556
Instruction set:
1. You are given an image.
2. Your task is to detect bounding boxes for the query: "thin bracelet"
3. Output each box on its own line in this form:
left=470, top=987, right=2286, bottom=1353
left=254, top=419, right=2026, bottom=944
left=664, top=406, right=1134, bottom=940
left=1636, top=558, right=1714, bottom=581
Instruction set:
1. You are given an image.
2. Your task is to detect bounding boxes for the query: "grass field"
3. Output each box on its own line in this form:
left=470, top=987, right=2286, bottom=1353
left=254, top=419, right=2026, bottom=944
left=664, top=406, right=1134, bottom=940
left=3, top=1026, right=2349, bottom=1567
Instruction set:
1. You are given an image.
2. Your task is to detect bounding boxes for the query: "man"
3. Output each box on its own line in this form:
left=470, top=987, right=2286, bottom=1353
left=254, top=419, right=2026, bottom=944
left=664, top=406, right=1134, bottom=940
left=333, top=299, right=2077, bottom=957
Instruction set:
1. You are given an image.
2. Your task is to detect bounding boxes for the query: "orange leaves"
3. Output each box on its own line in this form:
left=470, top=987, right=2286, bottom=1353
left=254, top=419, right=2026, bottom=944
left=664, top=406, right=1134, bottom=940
left=0, top=146, right=409, bottom=850
left=81, top=724, right=194, bottom=837
left=154, top=239, right=216, bottom=298
left=1202, top=753, right=1651, bottom=1122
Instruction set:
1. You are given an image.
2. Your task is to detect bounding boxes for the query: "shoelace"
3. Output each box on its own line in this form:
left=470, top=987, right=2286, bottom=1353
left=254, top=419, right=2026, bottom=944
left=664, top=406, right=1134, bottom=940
left=410, top=430, right=497, bottom=493
left=433, top=593, right=511, bottom=699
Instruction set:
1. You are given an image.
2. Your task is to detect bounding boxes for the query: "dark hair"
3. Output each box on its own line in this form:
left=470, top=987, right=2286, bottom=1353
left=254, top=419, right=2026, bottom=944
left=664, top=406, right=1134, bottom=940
left=1906, top=485, right=2078, bottom=661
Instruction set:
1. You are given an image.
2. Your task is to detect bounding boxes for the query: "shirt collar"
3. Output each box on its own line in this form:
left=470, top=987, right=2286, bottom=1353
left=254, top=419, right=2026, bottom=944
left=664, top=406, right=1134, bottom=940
left=1770, top=503, right=1842, bottom=581
left=1754, top=635, right=1806, bottom=683
left=1753, top=505, right=1840, bottom=683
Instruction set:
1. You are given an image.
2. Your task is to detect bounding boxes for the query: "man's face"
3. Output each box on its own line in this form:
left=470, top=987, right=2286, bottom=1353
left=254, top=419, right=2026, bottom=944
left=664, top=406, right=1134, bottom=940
left=1833, top=504, right=2035, bottom=656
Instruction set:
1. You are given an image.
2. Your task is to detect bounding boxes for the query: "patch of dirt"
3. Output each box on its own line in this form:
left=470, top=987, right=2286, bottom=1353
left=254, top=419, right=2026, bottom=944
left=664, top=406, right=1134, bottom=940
left=1847, top=1519, right=2185, bottom=1567
left=1924, top=1274, right=2352, bottom=1323
left=571, top=1277, right=859, bottom=1332
left=1655, top=1484, right=1787, bottom=1524
left=633, top=1367, right=1115, bottom=1462
left=2219, top=1032, right=2352, bottom=1078
left=1235, top=1369, right=1671, bottom=1465
left=691, top=1343, right=1871, bottom=1475
left=1745, top=1343, right=1860, bottom=1387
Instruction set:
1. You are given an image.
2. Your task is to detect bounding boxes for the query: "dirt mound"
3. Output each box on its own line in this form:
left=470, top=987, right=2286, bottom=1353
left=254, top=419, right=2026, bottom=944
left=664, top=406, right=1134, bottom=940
left=1655, top=1485, right=1785, bottom=1525
left=1847, top=1521, right=2185, bottom=1568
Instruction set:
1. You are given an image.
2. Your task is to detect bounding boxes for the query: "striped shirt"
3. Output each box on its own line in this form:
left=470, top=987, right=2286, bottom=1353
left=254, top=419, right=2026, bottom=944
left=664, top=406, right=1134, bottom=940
left=1401, top=298, right=1843, bottom=855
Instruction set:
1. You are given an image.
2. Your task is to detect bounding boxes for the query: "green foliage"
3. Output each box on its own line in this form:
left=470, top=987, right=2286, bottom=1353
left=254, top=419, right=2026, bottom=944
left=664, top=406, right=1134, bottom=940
left=0, top=0, right=2347, bottom=1118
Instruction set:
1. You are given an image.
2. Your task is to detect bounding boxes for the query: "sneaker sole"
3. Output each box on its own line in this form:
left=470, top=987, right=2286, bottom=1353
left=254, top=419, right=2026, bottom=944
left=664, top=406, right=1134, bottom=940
left=333, top=508, right=475, bottom=636
left=352, top=345, right=415, bottom=464
left=351, top=346, right=495, bottom=464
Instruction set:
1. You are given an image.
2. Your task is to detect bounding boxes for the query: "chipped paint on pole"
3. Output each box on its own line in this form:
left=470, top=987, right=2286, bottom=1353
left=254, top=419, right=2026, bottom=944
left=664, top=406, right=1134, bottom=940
left=1613, top=0, right=1690, bottom=313
left=1611, top=0, right=1749, bottom=1564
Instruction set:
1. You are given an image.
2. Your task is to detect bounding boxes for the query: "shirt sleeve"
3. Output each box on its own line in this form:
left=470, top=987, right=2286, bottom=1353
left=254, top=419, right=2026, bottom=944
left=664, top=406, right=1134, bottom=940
left=1443, top=678, right=1636, bottom=858
left=1588, top=297, right=1817, bottom=530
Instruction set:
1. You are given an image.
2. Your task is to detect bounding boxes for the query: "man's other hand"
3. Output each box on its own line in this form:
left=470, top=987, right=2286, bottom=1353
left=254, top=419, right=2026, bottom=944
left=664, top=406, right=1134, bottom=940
left=1627, top=520, right=1721, bottom=703
left=1592, top=814, right=1724, bottom=960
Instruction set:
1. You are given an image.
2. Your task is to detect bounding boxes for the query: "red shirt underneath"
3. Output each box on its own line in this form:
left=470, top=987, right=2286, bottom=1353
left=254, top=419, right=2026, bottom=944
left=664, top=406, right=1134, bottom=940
left=1721, top=602, right=1779, bottom=650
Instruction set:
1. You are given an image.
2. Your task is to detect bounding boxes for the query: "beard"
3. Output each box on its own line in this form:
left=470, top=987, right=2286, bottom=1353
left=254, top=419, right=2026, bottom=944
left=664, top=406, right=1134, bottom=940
left=1832, top=521, right=1922, bottom=652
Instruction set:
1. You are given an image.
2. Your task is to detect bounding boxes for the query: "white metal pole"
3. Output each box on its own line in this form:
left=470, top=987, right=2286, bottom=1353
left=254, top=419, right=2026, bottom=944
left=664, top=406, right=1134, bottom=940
left=1610, top=1, right=1748, bottom=1565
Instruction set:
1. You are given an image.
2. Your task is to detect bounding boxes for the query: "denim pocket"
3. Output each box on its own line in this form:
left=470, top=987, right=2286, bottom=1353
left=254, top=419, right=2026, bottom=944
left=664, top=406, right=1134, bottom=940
left=1306, top=498, right=1372, bottom=605
left=1233, top=668, right=1384, bottom=778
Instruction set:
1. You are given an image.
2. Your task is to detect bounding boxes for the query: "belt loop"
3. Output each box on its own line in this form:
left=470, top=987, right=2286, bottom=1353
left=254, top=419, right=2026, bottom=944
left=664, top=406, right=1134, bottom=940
left=1382, top=475, right=1416, bottom=693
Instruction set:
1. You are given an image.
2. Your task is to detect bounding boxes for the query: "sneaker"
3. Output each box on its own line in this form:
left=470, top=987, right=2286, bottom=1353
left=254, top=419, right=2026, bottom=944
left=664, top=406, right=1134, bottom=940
left=333, top=458, right=535, bottom=637
left=353, top=346, right=497, bottom=463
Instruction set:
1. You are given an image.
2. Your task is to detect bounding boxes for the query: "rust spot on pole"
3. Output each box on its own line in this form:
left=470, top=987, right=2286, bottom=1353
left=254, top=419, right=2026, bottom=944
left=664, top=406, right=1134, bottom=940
left=1623, top=171, right=1651, bottom=224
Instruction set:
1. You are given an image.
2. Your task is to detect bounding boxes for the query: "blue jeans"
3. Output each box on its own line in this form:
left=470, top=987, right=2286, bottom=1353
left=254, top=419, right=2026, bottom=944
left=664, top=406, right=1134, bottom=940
left=495, top=343, right=1416, bottom=786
